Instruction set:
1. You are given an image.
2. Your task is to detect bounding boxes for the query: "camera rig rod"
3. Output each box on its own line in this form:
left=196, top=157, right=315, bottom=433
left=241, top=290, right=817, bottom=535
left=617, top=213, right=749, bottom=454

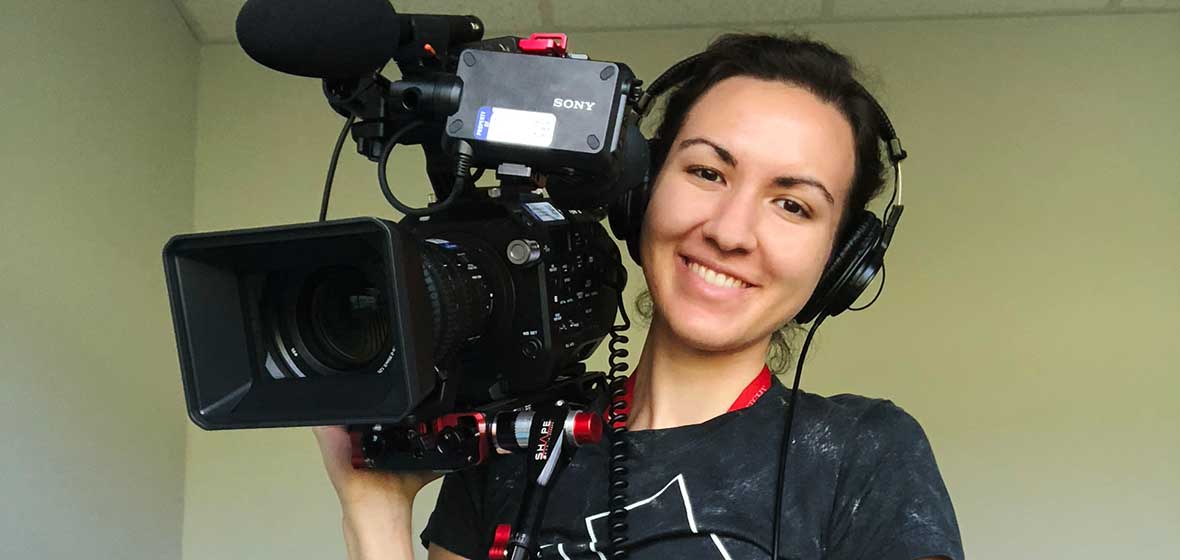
left=487, top=401, right=602, bottom=560
left=349, top=397, right=602, bottom=560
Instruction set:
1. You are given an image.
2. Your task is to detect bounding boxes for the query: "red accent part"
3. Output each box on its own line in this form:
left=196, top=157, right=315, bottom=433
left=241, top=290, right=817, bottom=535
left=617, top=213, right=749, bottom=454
left=571, top=411, right=603, bottom=445
left=728, top=365, right=773, bottom=412
left=349, top=430, right=366, bottom=469
left=423, top=43, right=436, bottom=57
left=488, top=524, right=512, bottom=560
left=517, top=33, right=568, bottom=56
left=608, top=364, right=772, bottom=428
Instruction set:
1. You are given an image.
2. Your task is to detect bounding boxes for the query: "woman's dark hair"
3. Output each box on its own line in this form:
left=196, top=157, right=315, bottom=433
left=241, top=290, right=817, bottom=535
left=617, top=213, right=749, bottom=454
left=637, top=33, right=890, bottom=372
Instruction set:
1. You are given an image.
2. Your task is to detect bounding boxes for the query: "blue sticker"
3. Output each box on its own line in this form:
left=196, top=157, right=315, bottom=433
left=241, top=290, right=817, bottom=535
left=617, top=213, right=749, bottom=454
left=474, top=106, right=492, bottom=139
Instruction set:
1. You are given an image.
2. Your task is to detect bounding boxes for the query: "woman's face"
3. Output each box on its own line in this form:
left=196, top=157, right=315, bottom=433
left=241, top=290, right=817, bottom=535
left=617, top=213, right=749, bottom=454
left=639, top=76, right=856, bottom=353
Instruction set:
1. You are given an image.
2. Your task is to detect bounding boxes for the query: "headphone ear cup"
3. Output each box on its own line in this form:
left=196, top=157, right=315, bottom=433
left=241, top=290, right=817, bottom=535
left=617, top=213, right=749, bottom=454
left=608, top=136, right=657, bottom=264
left=607, top=186, right=644, bottom=263
left=796, top=211, right=884, bottom=323
left=606, top=183, right=635, bottom=243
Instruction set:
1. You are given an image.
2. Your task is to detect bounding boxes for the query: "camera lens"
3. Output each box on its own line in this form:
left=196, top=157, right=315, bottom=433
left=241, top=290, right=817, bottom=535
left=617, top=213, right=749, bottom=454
left=299, top=267, right=390, bottom=370
left=420, top=238, right=494, bottom=364
left=261, top=236, right=495, bottom=380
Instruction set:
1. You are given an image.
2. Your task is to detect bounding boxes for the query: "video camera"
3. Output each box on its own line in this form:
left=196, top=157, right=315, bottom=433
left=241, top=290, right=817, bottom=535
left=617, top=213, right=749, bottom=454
left=162, top=0, right=647, bottom=470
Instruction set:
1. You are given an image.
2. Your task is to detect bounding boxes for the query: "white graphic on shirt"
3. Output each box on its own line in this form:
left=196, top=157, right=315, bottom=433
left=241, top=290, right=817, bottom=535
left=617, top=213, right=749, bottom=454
left=538, top=473, right=732, bottom=559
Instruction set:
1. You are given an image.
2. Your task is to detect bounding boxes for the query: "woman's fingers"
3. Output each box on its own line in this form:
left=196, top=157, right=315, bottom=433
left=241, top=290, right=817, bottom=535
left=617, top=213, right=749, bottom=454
left=312, top=426, right=442, bottom=504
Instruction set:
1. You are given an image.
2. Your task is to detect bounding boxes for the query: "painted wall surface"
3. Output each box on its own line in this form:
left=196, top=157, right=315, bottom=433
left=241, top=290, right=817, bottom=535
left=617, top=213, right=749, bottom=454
left=0, top=1, right=198, bottom=558
left=183, top=13, right=1179, bottom=560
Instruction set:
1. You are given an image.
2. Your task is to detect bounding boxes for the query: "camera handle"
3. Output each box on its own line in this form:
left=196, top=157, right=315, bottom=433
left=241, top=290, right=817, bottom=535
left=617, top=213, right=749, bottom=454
left=487, top=401, right=603, bottom=560
left=345, top=373, right=605, bottom=557
left=348, top=399, right=602, bottom=559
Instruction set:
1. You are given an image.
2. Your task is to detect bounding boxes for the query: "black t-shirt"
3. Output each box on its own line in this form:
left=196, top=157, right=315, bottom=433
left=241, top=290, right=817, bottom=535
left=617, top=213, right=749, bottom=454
left=422, top=377, right=963, bottom=559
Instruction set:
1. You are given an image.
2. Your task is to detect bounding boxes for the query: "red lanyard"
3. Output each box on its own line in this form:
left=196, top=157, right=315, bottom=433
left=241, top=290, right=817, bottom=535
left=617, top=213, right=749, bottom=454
left=609, top=364, right=773, bottom=428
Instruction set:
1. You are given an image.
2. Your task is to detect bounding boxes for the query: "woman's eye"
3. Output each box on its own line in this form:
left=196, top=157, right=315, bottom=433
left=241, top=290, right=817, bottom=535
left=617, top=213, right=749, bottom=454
left=689, top=167, right=723, bottom=183
left=774, top=198, right=810, bottom=218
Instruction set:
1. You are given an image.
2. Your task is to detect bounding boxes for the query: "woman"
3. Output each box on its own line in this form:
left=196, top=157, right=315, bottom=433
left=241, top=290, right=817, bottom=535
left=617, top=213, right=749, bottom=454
left=315, top=33, right=963, bottom=559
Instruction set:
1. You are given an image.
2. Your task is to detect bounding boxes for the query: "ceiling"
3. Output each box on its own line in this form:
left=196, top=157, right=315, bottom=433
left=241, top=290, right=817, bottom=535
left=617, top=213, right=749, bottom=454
left=175, top=0, right=1180, bottom=44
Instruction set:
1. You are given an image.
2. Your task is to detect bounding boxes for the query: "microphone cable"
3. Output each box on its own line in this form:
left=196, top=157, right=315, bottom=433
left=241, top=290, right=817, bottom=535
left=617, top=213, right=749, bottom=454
left=377, top=120, right=468, bottom=217
left=319, top=117, right=472, bottom=221
left=318, top=115, right=356, bottom=221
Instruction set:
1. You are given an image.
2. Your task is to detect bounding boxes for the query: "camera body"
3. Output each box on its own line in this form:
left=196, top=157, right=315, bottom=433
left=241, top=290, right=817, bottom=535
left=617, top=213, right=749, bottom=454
left=164, top=193, right=622, bottom=430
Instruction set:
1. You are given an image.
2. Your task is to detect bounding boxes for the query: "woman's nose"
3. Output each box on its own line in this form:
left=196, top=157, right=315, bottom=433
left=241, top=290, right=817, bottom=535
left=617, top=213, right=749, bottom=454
left=700, top=188, right=758, bottom=254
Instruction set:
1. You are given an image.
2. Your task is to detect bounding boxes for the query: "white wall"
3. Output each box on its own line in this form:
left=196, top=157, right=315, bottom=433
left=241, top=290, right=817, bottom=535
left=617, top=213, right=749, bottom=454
left=0, top=2, right=198, bottom=558
left=182, top=12, right=1180, bottom=560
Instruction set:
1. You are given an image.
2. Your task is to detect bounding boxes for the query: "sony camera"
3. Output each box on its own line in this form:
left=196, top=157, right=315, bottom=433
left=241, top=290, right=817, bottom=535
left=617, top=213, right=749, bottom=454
left=162, top=1, right=647, bottom=443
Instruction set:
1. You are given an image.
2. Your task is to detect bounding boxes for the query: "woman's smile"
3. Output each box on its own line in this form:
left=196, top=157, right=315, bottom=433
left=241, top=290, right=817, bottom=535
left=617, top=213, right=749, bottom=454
left=678, top=255, right=754, bottom=302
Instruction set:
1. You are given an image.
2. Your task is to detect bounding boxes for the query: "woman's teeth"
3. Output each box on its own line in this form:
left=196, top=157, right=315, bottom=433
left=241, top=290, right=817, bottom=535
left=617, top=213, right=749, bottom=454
left=687, top=260, right=748, bottom=289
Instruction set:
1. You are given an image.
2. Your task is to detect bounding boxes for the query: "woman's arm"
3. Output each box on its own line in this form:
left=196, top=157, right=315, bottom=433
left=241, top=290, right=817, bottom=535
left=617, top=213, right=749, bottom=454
left=340, top=503, right=416, bottom=559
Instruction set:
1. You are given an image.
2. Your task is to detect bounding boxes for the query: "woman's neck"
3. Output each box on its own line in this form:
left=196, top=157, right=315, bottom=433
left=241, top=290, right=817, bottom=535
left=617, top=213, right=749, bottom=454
left=627, top=314, right=771, bottom=431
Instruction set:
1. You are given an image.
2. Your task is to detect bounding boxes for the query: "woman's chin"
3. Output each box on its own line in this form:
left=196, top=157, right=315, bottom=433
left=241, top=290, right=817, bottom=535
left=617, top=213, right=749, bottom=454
left=662, top=315, right=757, bottom=354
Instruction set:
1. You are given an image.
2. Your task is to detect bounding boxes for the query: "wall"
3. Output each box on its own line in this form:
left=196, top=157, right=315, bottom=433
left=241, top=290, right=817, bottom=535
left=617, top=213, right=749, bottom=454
left=0, top=1, right=198, bottom=559
left=183, top=12, right=1180, bottom=560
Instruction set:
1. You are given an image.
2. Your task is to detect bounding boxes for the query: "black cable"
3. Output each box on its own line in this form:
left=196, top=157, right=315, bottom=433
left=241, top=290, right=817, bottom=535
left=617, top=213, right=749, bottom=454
left=605, top=261, right=632, bottom=559
left=377, top=121, right=468, bottom=217
left=771, top=313, right=826, bottom=558
left=849, top=155, right=900, bottom=313
left=318, top=115, right=356, bottom=222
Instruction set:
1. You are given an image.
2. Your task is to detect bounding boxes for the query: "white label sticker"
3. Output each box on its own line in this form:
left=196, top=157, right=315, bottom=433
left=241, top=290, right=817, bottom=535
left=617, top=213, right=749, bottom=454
left=475, top=106, right=556, bottom=147
left=524, top=202, right=565, bottom=223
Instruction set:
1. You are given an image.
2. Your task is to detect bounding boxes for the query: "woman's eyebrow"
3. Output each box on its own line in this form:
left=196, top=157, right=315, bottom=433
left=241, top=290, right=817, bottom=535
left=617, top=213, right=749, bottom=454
left=678, top=137, right=737, bottom=167
left=774, top=175, right=834, bottom=205
left=679, top=137, right=835, bottom=205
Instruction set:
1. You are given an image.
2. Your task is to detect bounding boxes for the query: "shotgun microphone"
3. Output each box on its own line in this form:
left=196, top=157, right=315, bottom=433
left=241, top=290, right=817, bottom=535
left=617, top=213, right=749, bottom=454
left=235, top=0, right=402, bottom=79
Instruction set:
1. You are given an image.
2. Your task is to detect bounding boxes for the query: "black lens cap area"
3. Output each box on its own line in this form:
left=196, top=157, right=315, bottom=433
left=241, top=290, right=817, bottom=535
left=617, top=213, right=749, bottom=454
left=299, top=267, right=391, bottom=371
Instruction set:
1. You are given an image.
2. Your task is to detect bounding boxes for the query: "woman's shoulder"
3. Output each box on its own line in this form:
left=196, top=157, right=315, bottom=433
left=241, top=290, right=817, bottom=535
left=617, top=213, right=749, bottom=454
left=760, top=378, right=935, bottom=455
left=810, top=391, right=924, bottom=432
left=765, top=376, right=920, bottom=424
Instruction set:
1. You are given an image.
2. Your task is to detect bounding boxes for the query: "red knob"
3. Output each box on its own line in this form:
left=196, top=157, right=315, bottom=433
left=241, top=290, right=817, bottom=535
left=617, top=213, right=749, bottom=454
left=517, top=33, right=568, bottom=56
left=488, top=523, right=512, bottom=560
left=571, top=411, right=603, bottom=446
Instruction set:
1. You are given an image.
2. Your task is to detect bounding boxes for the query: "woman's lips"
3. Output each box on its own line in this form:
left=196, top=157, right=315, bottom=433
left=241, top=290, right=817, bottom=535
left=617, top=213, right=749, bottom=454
left=679, top=256, right=754, bottom=300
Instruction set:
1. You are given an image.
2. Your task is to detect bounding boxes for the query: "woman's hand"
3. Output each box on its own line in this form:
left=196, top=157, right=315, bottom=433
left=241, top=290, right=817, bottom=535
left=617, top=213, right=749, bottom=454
left=313, top=425, right=439, bottom=508
left=313, top=426, right=441, bottom=559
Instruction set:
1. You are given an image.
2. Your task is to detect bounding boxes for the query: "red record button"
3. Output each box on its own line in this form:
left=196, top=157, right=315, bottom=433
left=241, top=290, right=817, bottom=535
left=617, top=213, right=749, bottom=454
left=517, top=33, right=568, bottom=56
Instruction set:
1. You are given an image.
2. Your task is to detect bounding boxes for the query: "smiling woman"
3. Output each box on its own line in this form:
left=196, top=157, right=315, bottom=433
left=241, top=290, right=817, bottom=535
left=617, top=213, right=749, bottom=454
left=317, top=33, right=963, bottom=560
left=639, top=77, right=856, bottom=361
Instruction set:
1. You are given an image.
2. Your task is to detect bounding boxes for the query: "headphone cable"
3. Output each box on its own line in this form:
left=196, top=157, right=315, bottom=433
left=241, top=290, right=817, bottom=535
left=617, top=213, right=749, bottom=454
left=771, top=313, right=826, bottom=558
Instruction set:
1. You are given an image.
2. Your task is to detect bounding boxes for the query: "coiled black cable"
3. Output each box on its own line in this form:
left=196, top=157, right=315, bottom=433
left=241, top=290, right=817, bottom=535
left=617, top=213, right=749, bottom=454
left=605, top=262, right=632, bottom=559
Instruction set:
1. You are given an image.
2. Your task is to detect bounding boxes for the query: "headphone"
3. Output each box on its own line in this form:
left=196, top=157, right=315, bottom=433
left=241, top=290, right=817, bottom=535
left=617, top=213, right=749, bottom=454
left=606, top=52, right=908, bottom=324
